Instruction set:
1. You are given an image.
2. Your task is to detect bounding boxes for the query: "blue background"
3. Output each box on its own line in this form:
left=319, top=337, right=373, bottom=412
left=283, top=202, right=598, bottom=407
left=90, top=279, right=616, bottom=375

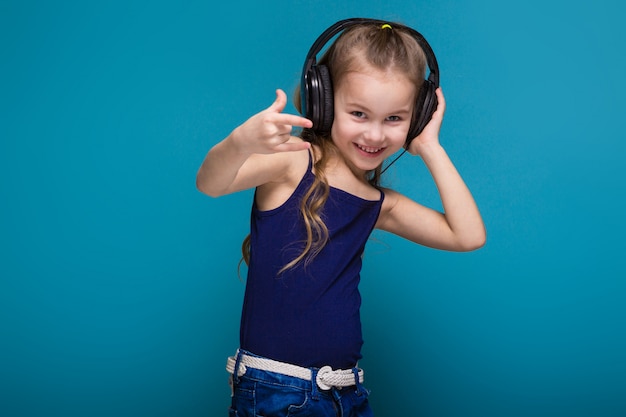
left=1, top=0, right=625, bottom=416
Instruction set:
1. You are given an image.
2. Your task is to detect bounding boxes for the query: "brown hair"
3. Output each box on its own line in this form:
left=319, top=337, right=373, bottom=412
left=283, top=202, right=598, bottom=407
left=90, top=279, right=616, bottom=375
left=243, top=22, right=428, bottom=272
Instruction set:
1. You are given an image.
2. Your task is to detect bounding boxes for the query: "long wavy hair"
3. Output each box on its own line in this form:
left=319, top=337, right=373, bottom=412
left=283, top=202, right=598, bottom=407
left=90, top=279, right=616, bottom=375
left=242, top=22, right=427, bottom=272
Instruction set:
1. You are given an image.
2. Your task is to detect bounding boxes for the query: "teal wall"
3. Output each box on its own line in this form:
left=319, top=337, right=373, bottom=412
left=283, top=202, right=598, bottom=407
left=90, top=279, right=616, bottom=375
left=1, top=0, right=625, bottom=416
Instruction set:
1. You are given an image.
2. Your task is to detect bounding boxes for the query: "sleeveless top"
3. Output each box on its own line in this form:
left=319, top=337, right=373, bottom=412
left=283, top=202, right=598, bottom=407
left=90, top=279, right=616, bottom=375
left=239, top=153, right=384, bottom=369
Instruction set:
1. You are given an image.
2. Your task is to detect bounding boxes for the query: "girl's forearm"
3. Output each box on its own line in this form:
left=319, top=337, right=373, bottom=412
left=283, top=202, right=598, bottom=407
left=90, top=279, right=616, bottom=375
left=420, top=143, right=486, bottom=250
left=196, top=133, right=250, bottom=197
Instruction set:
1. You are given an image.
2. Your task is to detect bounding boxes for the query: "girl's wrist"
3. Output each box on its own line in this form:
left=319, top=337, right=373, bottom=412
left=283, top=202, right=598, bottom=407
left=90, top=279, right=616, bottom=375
left=415, top=141, right=445, bottom=161
left=226, top=127, right=253, bottom=157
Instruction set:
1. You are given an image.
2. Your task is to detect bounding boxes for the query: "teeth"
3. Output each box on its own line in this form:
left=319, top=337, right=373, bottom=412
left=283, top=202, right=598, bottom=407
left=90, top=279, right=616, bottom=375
left=357, top=144, right=382, bottom=153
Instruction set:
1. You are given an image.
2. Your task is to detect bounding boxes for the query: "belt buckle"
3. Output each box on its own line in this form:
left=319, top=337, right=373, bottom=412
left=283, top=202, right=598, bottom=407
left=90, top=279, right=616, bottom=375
left=315, top=365, right=334, bottom=390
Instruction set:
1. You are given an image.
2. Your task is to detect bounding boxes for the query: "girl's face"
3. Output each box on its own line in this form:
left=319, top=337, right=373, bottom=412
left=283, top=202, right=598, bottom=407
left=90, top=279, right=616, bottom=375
left=331, top=66, right=416, bottom=174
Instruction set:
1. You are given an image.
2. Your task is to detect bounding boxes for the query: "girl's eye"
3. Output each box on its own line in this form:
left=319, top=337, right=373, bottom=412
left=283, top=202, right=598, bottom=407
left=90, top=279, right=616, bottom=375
left=351, top=111, right=366, bottom=118
left=386, top=115, right=401, bottom=122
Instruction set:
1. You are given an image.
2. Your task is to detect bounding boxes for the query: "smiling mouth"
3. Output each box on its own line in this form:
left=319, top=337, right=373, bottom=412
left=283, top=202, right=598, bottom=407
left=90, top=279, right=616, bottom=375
left=355, top=144, right=384, bottom=154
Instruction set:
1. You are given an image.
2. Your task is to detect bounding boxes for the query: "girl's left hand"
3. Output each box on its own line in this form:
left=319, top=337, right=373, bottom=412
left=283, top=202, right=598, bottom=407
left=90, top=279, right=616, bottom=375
left=407, top=87, right=446, bottom=156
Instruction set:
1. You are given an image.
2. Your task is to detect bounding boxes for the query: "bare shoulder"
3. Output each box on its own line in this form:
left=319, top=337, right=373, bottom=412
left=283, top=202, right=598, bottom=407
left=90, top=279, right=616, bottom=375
left=254, top=147, right=310, bottom=211
left=378, top=187, right=403, bottom=225
left=376, top=187, right=434, bottom=234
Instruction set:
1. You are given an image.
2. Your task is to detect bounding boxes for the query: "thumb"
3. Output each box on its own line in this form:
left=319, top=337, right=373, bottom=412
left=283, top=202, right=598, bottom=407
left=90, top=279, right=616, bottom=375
left=267, top=89, right=287, bottom=113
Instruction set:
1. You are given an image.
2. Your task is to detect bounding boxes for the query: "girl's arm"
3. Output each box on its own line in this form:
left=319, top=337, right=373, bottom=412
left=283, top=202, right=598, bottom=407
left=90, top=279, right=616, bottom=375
left=196, top=89, right=312, bottom=197
left=377, top=88, right=486, bottom=251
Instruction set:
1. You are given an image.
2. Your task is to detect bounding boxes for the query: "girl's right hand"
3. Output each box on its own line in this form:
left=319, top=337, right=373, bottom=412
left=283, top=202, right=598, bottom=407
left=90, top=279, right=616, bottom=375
left=230, top=89, right=313, bottom=155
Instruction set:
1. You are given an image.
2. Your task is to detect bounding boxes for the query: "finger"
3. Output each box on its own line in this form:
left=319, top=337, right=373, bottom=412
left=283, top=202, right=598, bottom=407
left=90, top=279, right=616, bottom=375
left=267, top=89, right=287, bottom=113
left=272, top=113, right=313, bottom=129
left=273, top=138, right=311, bottom=153
left=434, top=87, right=446, bottom=114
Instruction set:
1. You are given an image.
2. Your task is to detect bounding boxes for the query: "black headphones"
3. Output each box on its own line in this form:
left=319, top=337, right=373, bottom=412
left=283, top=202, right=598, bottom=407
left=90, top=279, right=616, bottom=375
left=300, top=18, right=439, bottom=148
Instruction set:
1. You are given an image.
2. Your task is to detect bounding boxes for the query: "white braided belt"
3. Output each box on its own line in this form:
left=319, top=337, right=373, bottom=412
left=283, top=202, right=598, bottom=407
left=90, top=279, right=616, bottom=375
left=226, top=353, right=364, bottom=390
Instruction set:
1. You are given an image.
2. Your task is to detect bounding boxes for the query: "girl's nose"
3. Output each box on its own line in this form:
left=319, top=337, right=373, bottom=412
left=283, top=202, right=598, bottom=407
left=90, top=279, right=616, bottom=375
left=364, top=123, right=385, bottom=143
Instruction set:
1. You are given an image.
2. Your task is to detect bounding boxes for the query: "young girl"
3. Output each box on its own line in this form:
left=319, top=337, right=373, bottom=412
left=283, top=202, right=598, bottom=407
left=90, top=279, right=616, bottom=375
left=197, top=18, right=485, bottom=417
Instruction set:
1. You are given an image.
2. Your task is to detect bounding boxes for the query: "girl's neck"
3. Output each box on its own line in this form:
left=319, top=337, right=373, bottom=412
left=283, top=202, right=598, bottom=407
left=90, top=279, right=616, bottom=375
left=313, top=144, right=380, bottom=200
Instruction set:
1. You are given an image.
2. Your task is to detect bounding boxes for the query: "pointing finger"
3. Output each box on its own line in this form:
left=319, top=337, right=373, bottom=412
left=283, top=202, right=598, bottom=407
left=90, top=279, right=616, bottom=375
left=273, top=113, right=313, bottom=129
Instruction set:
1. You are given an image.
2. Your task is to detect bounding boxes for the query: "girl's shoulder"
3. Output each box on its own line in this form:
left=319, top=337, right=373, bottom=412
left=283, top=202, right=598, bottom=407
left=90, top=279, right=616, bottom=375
left=254, top=148, right=311, bottom=211
left=378, top=187, right=402, bottom=213
left=376, top=186, right=405, bottom=231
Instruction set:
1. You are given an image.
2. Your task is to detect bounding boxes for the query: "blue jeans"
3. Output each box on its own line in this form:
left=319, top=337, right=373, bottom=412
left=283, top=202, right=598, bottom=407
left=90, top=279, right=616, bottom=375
left=228, top=351, right=374, bottom=417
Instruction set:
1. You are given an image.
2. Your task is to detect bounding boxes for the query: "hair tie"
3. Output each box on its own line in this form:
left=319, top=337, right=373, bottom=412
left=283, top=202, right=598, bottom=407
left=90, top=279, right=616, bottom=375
left=381, top=24, right=392, bottom=30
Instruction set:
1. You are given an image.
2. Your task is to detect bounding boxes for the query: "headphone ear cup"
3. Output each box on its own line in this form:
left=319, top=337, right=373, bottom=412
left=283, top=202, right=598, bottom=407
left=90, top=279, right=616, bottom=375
left=406, top=80, right=438, bottom=146
left=315, top=65, right=334, bottom=133
left=305, top=65, right=334, bottom=133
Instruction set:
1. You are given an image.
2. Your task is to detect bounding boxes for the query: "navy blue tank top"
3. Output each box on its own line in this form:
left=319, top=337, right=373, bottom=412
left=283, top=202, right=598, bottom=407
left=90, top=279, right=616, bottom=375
left=240, top=154, right=384, bottom=369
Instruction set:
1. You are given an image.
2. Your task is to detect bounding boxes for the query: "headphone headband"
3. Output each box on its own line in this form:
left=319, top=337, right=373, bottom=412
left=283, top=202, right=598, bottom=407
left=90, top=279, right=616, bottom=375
left=302, top=18, right=439, bottom=87
left=300, top=18, right=440, bottom=146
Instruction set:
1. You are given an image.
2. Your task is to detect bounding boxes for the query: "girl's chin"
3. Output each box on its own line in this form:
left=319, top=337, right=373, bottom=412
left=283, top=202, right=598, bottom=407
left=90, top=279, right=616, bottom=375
left=350, top=155, right=387, bottom=173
